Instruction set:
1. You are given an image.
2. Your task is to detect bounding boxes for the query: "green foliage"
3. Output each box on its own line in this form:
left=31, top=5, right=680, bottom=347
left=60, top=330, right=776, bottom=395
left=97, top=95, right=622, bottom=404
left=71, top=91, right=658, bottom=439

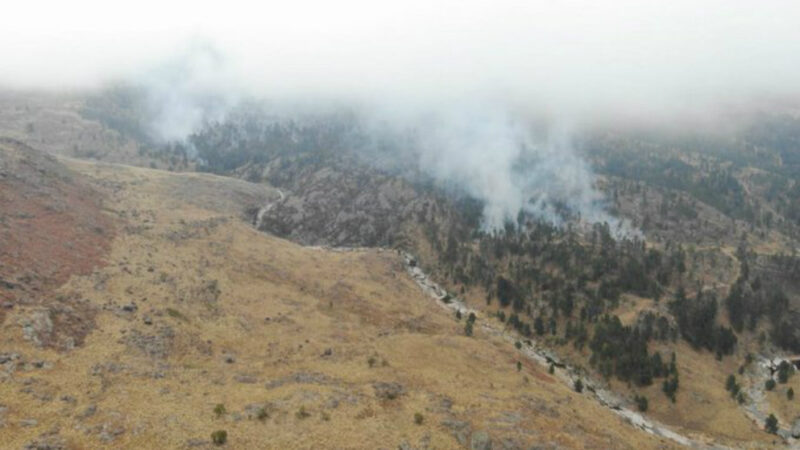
left=765, top=414, right=779, bottom=434
left=789, top=388, right=795, bottom=400
left=725, top=374, right=741, bottom=399
left=464, top=312, right=476, bottom=337
left=778, top=361, right=794, bottom=383
left=662, top=373, right=679, bottom=403
left=669, top=289, right=736, bottom=357
left=414, top=412, right=424, bottom=425
left=534, top=316, right=545, bottom=336
left=166, top=307, right=187, bottom=321
left=257, top=407, right=269, bottom=421
left=211, top=430, right=227, bottom=446
left=588, top=315, right=671, bottom=386
left=516, top=361, right=522, bottom=372
left=296, top=406, right=310, bottom=419
left=213, top=404, right=226, bottom=418
left=766, top=379, right=776, bottom=391
left=573, top=379, right=583, bottom=393
left=726, top=374, right=737, bottom=392
left=634, top=395, right=648, bottom=412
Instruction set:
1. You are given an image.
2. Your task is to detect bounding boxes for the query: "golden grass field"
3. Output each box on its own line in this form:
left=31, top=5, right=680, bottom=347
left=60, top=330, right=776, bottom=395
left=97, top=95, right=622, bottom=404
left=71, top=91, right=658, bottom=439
left=0, top=158, right=687, bottom=449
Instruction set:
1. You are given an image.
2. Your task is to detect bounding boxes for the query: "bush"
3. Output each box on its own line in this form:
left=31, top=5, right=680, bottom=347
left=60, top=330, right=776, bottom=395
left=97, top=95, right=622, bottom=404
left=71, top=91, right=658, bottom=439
left=765, top=414, right=779, bottom=434
left=634, top=395, right=648, bottom=412
left=789, top=388, right=795, bottom=400
left=516, top=361, right=522, bottom=371
left=725, top=374, right=737, bottom=392
left=414, top=412, right=424, bottom=425
left=574, top=379, right=583, bottom=393
left=778, top=361, right=794, bottom=383
left=725, top=374, right=740, bottom=398
left=211, top=430, right=227, bottom=445
left=464, top=321, right=474, bottom=337
left=766, top=379, right=776, bottom=391
left=257, top=407, right=268, bottom=421
left=213, top=404, right=226, bottom=418
left=296, top=406, right=310, bottom=419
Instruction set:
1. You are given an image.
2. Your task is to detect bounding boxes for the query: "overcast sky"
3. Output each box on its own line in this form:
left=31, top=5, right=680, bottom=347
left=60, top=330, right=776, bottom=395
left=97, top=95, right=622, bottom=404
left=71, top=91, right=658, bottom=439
left=3, top=0, right=800, bottom=116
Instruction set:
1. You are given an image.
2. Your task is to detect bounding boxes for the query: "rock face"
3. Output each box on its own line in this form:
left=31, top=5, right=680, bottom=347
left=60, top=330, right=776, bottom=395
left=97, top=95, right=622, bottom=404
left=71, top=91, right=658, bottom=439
left=792, top=417, right=800, bottom=438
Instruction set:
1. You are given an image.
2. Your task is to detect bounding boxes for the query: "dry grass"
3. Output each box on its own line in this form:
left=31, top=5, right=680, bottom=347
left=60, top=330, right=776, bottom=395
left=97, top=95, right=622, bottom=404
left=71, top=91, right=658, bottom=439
left=0, top=159, right=676, bottom=449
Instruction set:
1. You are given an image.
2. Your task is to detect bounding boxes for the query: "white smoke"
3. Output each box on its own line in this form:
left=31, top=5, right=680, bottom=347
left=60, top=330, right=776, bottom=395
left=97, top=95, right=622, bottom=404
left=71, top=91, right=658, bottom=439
left=130, top=47, right=632, bottom=234
left=406, top=104, right=630, bottom=232
left=138, top=42, right=241, bottom=143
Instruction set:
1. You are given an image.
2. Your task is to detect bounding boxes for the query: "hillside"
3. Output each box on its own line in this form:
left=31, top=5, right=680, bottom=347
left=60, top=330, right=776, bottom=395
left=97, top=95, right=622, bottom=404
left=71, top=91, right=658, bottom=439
left=0, top=146, right=685, bottom=449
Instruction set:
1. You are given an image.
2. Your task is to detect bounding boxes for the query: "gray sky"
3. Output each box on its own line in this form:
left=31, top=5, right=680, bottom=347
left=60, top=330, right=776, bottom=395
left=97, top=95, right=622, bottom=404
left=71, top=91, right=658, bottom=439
left=3, top=0, right=800, bottom=116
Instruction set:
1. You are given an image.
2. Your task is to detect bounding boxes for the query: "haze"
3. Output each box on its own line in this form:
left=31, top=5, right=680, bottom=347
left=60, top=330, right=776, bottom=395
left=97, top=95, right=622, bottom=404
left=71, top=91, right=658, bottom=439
left=4, top=0, right=800, bottom=116
left=4, top=0, right=800, bottom=230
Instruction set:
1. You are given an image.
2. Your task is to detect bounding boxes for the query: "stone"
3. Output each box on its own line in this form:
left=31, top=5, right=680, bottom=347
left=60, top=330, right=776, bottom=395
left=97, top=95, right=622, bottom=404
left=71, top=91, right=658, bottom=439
left=234, top=374, right=257, bottom=384
left=792, top=417, right=800, bottom=438
left=470, top=430, right=492, bottom=450
left=441, top=418, right=471, bottom=446
left=373, top=382, right=404, bottom=400
left=78, top=404, right=97, bottom=420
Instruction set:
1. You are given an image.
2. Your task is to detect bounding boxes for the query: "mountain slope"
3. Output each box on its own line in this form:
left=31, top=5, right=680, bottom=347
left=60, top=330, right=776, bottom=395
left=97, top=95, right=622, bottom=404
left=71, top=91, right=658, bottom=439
left=0, top=152, right=678, bottom=449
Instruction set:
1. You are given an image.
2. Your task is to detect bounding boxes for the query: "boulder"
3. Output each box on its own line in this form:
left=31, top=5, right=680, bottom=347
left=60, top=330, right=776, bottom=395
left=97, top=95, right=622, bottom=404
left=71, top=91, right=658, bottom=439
left=441, top=418, right=471, bottom=446
left=373, top=382, right=404, bottom=400
left=470, top=430, right=492, bottom=450
left=792, top=417, right=800, bottom=438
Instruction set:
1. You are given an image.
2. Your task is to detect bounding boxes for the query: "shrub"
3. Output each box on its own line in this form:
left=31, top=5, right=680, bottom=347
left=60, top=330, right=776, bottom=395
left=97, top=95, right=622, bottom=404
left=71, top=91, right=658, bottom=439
left=296, top=406, right=310, bottom=419
left=213, top=404, right=226, bottom=418
left=634, top=395, right=648, bottom=412
left=766, top=379, right=776, bottom=391
left=789, top=388, right=795, bottom=400
left=778, top=361, right=794, bottom=383
left=725, top=375, right=737, bottom=392
left=414, top=412, right=424, bottom=425
left=256, top=407, right=268, bottom=421
left=211, top=430, right=227, bottom=445
left=574, top=379, right=583, bottom=393
left=516, top=361, right=522, bottom=371
left=765, top=414, right=779, bottom=434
